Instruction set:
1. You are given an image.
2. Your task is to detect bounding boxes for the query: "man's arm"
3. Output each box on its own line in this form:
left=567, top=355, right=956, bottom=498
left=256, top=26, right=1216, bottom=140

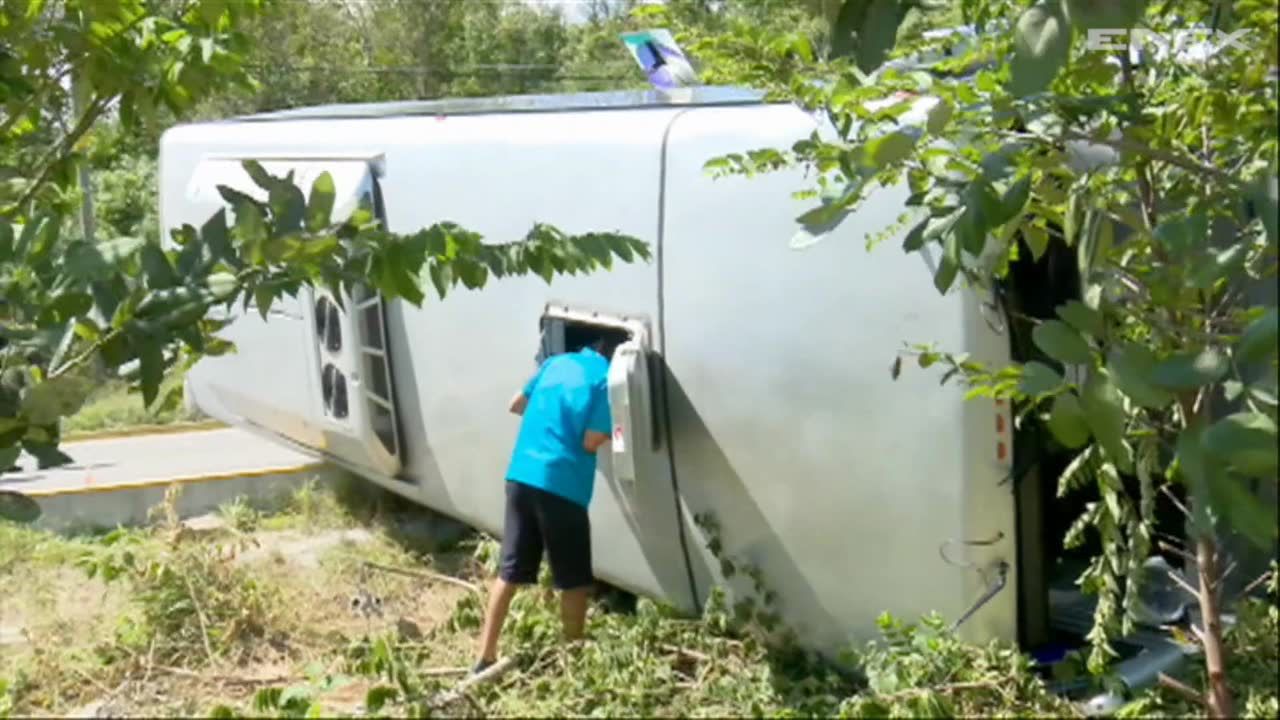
left=509, top=391, right=528, bottom=416
left=510, top=362, right=546, bottom=416
left=583, top=430, right=609, bottom=454
left=582, top=382, right=611, bottom=454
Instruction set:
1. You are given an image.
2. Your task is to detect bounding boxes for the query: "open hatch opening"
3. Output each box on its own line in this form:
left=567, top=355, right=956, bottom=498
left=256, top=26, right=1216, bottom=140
left=1002, top=233, right=1193, bottom=697
left=538, top=311, right=634, bottom=363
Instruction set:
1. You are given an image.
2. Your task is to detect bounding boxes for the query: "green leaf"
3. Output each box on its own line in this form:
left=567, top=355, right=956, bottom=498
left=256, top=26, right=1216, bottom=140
left=1063, top=0, right=1145, bottom=29
left=14, top=217, right=44, bottom=259
left=832, top=0, right=910, bottom=72
left=140, top=243, right=178, bottom=289
left=1056, top=300, right=1105, bottom=338
left=1153, top=211, right=1208, bottom=258
left=1176, top=420, right=1215, bottom=538
left=1202, top=412, right=1277, bottom=479
left=22, top=440, right=73, bottom=470
left=1150, top=348, right=1228, bottom=390
left=51, top=291, right=94, bottom=321
left=0, top=445, right=20, bottom=472
left=0, top=489, right=41, bottom=525
left=865, top=131, right=918, bottom=168
left=901, top=217, right=929, bottom=252
left=233, top=202, right=268, bottom=262
left=269, top=181, right=306, bottom=236
left=1208, top=474, right=1278, bottom=549
left=1023, top=225, right=1049, bottom=261
left=1236, top=308, right=1277, bottom=365
left=202, top=210, right=236, bottom=265
left=364, top=686, right=399, bottom=713
left=1189, top=243, right=1248, bottom=290
left=1032, top=320, right=1092, bottom=365
left=1249, top=166, right=1277, bottom=244
left=138, top=340, right=165, bottom=409
left=934, top=232, right=959, bottom=294
left=1010, top=1, right=1072, bottom=97
left=306, top=171, right=337, bottom=232
left=1019, top=361, right=1064, bottom=397
left=1063, top=193, right=1080, bottom=248
left=1048, top=393, right=1091, bottom=448
left=242, top=160, right=275, bottom=193
left=956, top=182, right=997, bottom=255
left=1106, top=344, right=1172, bottom=409
left=0, top=221, right=13, bottom=262
left=99, top=236, right=145, bottom=264
left=995, top=177, right=1031, bottom=227
left=925, top=98, right=953, bottom=134
left=206, top=272, right=238, bottom=300
left=1080, top=370, right=1133, bottom=473
left=20, top=377, right=91, bottom=426
left=427, top=261, right=451, bottom=299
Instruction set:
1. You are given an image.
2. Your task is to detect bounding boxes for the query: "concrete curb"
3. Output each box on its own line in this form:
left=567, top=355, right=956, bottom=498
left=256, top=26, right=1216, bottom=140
left=29, top=463, right=340, bottom=535
left=23, top=462, right=327, bottom=498
left=62, top=420, right=228, bottom=444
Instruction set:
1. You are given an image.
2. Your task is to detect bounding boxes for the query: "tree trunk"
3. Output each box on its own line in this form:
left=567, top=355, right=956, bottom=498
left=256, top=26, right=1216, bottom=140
left=1195, top=532, right=1234, bottom=718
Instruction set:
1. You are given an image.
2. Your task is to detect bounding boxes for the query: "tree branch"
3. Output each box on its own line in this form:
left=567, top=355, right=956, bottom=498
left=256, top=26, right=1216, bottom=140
left=50, top=328, right=121, bottom=380
left=5, top=94, right=112, bottom=216
left=1158, top=672, right=1207, bottom=707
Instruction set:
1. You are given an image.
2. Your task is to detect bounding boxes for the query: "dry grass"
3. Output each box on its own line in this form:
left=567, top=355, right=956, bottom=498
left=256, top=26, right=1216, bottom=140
left=0, top=482, right=479, bottom=718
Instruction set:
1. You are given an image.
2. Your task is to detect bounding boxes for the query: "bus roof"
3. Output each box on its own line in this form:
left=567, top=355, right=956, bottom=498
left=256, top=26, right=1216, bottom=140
left=230, top=86, right=767, bottom=123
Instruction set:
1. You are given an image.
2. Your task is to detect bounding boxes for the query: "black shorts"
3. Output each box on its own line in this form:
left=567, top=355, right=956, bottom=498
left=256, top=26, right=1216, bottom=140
left=499, top=480, right=593, bottom=591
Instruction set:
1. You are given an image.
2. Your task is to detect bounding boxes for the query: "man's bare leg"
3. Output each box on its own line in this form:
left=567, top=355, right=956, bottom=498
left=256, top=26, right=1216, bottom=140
left=560, top=587, right=590, bottom=640
left=478, top=578, right=519, bottom=663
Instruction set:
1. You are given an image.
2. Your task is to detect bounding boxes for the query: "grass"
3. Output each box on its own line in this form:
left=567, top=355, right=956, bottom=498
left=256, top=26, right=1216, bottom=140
left=61, top=378, right=217, bottom=439
left=1, top=480, right=1276, bottom=718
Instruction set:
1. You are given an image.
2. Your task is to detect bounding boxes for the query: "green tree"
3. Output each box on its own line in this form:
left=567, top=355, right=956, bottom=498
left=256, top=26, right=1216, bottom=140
left=699, top=0, right=1276, bottom=716
left=1, top=1, right=646, bottom=488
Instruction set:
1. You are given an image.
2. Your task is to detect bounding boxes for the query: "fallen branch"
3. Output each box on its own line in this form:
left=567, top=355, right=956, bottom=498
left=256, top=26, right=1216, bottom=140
left=154, top=665, right=294, bottom=686
left=420, top=666, right=471, bottom=678
left=1158, top=672, right=1206, bottom=707
left=362, top=560, right=480, bottom=594
left=660, top=644, right=710, bottom=663
left=427, top=657, right=517, bottom=708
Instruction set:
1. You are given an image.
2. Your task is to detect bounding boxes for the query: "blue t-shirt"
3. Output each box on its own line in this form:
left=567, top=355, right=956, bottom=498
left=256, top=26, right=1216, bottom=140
left=506, top=347, right=611, bottom=507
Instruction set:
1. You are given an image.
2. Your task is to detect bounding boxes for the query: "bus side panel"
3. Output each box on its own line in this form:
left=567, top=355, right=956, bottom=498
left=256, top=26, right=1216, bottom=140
left=157, top=134, right=321, bottom=449
left=660, top=104, right=1014, bottom=653
left=380, top=111, right=697, bottom=610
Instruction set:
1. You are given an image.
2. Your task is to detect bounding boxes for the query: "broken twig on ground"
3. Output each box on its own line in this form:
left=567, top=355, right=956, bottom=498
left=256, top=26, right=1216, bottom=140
left=154, top=665, right=295, bottom=686
left=660, top=644, right=710, bottom=663
left=428, top=656, right=517, bottom=708
left=361, top=560, right=480, bottom=594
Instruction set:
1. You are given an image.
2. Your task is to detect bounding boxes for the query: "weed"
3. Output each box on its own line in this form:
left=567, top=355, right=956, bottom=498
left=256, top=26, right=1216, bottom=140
left=75, top=489, right=282, bottom=667
left=219, top=496, right=261, bottom=534
left=77, top=527, right=280, bottom=666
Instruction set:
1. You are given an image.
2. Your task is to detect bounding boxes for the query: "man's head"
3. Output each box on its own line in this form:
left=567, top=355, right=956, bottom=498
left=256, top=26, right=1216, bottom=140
left=589, top=335, right=622, bottom=360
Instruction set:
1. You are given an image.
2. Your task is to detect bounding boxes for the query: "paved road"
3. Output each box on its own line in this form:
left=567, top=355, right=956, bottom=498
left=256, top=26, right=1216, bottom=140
left=0, top=427, right=320, bottom=495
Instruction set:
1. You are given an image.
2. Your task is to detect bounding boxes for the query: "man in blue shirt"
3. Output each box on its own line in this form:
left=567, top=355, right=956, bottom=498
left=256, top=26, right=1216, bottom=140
left=474, top=333, right=617, bottom=673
